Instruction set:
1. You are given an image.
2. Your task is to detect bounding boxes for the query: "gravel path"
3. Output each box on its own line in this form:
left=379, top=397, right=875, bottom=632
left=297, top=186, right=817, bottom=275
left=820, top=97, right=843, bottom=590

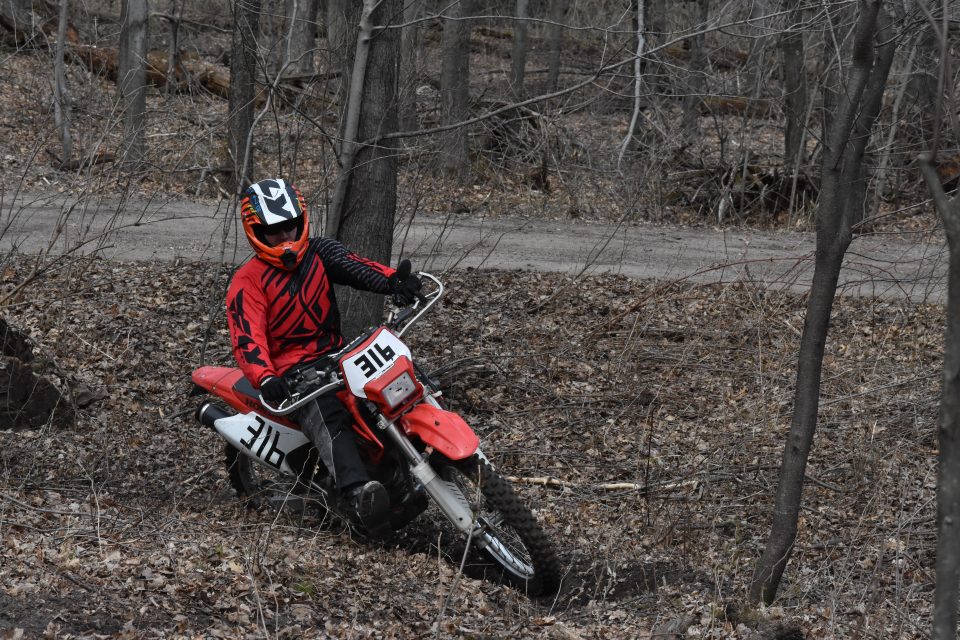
left=3, top=192, right=948, bottom=302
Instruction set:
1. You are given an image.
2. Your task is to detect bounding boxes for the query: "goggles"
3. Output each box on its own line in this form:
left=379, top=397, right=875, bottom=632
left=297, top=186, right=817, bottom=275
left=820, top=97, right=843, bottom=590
left=264, top=218, right=299, bottom=234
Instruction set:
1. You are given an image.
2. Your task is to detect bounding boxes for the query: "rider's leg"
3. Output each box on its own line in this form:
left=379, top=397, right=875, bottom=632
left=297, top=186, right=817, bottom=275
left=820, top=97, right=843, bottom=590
left=297, top=393, right=369, bottom=490
left=297, top=393, right=389, bottom=535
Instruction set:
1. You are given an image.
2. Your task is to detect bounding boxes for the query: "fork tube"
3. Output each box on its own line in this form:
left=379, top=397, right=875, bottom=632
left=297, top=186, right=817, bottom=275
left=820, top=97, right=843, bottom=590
left=380, top=418, right=424, bottom=465
left=380, top=417, right=476, bottom=534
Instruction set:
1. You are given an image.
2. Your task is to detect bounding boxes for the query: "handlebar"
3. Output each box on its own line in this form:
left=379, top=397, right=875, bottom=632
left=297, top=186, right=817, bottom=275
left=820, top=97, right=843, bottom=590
left=259, top=271, right=443, bottom=416
left=389, top=271, right=443, bottom=338
left=259, top=378, right=343, bottom=416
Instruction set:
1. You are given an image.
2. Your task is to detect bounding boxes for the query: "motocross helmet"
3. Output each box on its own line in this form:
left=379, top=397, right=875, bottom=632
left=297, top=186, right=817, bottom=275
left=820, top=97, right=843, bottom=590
left=240, top=178, right=309, bottom=270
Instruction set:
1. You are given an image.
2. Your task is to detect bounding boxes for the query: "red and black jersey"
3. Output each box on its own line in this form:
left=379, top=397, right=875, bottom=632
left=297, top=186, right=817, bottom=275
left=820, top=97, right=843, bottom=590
left=226, top=237, right=395, bottom=387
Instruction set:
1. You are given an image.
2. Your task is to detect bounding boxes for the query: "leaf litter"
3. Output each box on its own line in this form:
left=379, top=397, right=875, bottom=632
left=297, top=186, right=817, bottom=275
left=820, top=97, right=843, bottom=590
left=0, top=256, right=946, bottom=638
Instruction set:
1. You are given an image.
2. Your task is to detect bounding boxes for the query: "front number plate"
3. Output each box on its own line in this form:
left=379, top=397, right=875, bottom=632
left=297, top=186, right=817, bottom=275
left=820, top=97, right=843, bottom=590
left=341, top=328, right=412, bottom=398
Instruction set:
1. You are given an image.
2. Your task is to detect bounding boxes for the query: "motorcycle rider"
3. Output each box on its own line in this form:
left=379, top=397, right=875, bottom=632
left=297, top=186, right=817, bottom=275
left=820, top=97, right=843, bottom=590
left=225, top=178, right=421, bottom=536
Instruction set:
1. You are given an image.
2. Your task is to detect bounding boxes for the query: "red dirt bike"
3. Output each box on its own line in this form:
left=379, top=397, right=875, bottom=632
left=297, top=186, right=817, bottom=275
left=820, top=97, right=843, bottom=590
left=191, top=267, right=560, bottom=595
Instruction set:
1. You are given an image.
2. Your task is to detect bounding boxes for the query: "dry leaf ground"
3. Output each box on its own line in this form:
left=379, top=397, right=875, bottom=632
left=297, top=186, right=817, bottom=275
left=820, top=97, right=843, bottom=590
left=0, top=259, right=944, bottom=639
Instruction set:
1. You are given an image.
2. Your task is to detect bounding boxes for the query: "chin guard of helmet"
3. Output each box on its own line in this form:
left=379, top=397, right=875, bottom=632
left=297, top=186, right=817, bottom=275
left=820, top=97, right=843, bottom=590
left=280, top=249, right=298, bottom=270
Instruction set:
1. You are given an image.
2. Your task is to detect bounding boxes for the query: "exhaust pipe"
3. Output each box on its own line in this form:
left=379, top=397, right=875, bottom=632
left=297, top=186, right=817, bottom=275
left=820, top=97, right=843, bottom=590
left=197, top=403, right=232, bottom=429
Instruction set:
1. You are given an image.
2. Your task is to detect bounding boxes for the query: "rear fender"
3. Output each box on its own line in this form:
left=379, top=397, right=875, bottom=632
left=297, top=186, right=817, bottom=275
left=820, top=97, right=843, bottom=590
left=192, top=366, right=254, bottom=414
left=400, top=404, right=479, bottom=460
left=192, top=366, right=299, bottom=429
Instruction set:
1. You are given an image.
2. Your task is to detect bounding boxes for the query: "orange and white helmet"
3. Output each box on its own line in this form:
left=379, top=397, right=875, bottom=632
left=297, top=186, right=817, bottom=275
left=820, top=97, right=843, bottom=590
left=240, top=178, right=309, bottom=270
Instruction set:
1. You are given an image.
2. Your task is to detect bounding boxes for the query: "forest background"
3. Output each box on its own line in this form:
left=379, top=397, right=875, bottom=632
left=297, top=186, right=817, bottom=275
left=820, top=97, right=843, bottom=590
left=1, top=0, right=960, bottom=638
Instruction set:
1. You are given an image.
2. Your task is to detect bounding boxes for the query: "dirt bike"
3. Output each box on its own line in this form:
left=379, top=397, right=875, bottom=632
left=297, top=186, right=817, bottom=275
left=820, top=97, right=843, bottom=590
left=190, top=266, right=560, bottom=596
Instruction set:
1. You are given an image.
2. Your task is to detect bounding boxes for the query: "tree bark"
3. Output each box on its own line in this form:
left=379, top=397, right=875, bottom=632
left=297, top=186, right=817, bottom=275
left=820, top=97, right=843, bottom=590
left=545, top=0, right=568, bottom=92
left=920, top=153, right=960, bottom=640
left=398, top=0, right=422, bottom=135
left=227, top=0, right=262, bottom=192
left=278, top=0, right=318, bottom=77
left=440, top=0, right=472, bottom=181
left=740, top=0, right=770, bottom=97
left=118, top=0, right=149, bottom=169
left=326, top=0, right=350, bottom=111
left=328, top=0, right=401, bottom=339
left=914, top=21, right=955, bottom=149
left=159, top=1, right=182, bottom=93
left=682, top=0, right=709, bottom=136
left=326, top=0, right=375, bottom=237
left=52, top=0, right=72, bottom=164
left=510, top=0, right=529, bottom=100
left=749, top=1, right=896, bottom=605
left=781, top=0, right=806, bottom=172
left=618, top=0, right=645, bottom=169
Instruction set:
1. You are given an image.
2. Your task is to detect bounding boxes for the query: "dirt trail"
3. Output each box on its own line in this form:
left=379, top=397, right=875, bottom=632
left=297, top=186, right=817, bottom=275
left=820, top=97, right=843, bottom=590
left=2, top=192, right=948, bottom=302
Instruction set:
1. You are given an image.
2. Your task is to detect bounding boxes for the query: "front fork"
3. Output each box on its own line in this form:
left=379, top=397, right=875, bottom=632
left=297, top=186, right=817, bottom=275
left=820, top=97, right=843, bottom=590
left=379, top=416, right=484, bottom=540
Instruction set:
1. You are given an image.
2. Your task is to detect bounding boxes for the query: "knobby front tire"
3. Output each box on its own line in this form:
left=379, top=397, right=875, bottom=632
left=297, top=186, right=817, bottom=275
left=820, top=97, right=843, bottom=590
left=436, top=454, right=561, bottom=596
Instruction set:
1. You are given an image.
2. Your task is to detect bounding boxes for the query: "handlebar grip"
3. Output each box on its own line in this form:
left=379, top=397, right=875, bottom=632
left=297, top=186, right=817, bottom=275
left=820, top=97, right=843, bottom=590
left=396, top=258, right=411, bottom=281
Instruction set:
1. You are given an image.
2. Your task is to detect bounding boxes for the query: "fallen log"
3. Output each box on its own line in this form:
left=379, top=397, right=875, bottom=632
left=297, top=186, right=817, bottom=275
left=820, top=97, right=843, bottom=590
left=698, top=95, right=775, bottom=118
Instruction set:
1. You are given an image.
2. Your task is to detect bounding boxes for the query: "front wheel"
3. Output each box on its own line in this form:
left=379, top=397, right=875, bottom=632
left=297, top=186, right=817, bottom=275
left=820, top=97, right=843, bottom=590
left=434, top=454, right=561, bottom=596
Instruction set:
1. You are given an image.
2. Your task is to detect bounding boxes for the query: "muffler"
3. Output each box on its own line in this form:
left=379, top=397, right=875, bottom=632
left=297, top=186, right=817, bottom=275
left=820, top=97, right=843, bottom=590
left=196, top=403, right=232, bottom=429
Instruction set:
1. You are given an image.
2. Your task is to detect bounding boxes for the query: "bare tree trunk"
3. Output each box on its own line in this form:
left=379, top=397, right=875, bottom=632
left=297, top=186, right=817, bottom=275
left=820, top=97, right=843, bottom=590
left=545, top=0, right=568, bottom=92
left=227, top=0, right=261, bottom=192
left=329, top=0, right=401, bottom=339
left=440, top=0, right=472, bottom=181
left=398, top=0, right=422, bottom=135
left=781, top=0, right=806, bottom=172
left=160, top=1, right=182, bottom=94
left=749, top=1, right=896, bottom=605
left=326, top=0, right=350, bottom=112
left=740, top=0, right=770, bottom=97
left=261, top=0, right=283, bottom=74
left=510, top=0, right=529, bottom=100
left=920, top=153, right=960, bottom=640
left=618, top=0, right=645, bottom=169
left=682, top=0, right=709, bottom=136
left=644, top=0, right=668, bottom=93
left=326, top=0, right=375, bottom=237
left=118, top=0, right=149, bottom=170
left=52, top=0, right=72, bottom=164
left=915, top=22, right=947, bottom=148
left=280, top=0, right=318, bottom=77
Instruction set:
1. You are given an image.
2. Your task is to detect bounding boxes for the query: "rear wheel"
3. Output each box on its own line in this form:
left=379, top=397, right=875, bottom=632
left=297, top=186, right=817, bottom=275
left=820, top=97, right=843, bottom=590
left=224, top=443, right=261, bottom=499
left=434, top=454, right=561, bottom=596
left=224, top=444, right=325, bottom=516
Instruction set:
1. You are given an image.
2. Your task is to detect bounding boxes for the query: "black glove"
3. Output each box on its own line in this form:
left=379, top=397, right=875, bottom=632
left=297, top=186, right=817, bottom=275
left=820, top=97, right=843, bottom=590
left=260, top=375, right=291, bottom=405
left=389, top=259, right=423, bottom=306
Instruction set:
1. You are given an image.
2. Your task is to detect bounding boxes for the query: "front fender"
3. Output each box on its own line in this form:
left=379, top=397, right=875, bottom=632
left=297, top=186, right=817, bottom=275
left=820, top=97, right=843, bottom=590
left=399, top=404, right=479, bottom=461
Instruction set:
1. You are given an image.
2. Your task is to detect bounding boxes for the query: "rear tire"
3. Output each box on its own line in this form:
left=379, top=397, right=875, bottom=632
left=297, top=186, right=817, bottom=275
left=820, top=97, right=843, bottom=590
left=224, top=443, right=260, bottom=500
left=224, top=444, right=324, bottom=517
left=435, top=454, right=561, bottom=596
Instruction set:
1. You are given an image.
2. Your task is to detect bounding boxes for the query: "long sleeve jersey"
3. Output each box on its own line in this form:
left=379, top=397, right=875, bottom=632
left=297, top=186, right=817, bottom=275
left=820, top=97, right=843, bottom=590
left=226, top=237, right=395, bottom=387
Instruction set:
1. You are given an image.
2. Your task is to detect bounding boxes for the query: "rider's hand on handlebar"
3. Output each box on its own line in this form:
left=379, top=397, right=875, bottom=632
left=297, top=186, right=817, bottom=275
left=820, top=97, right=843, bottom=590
left=260, top=376, right=292, bottom=405
left=389, top=260, right=423, bottom=306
